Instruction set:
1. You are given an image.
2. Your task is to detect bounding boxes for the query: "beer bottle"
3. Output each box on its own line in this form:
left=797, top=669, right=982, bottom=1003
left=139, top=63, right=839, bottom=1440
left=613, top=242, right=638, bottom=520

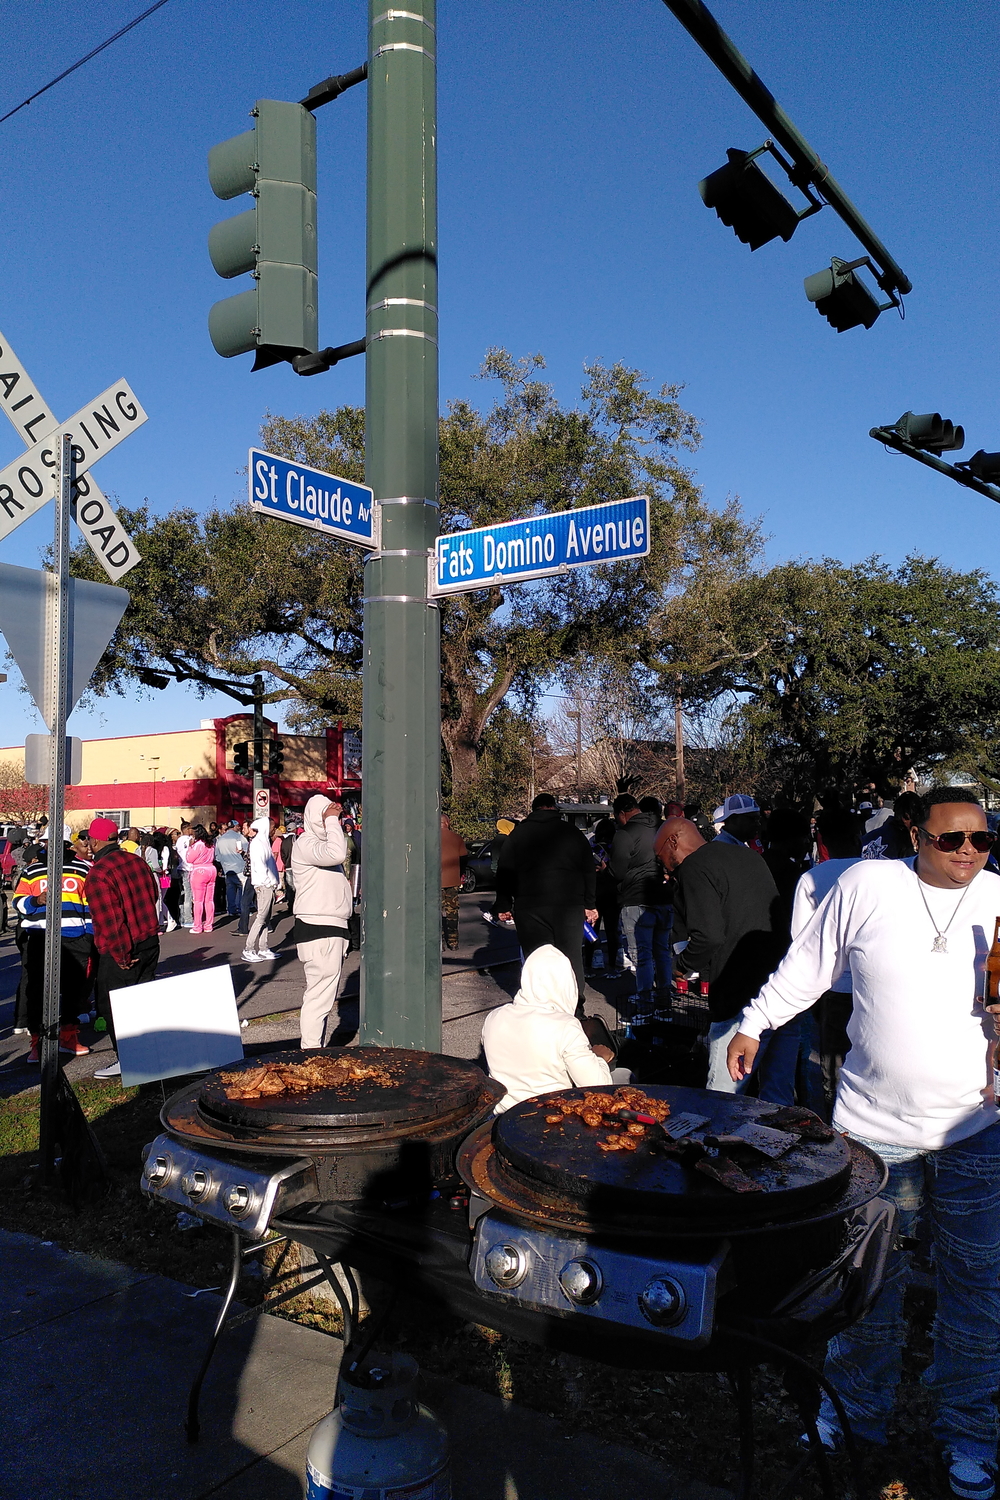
left=986, top=917, right=1000, bottom=1098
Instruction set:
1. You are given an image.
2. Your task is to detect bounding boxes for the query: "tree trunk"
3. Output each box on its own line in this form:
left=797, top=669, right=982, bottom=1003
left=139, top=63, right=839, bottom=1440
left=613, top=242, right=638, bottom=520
left=442, top=720, right=481, bottom=801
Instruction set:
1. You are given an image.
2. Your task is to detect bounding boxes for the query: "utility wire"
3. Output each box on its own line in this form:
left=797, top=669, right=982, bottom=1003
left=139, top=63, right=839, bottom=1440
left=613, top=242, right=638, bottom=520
left=0, top=0, right=170, bottom=126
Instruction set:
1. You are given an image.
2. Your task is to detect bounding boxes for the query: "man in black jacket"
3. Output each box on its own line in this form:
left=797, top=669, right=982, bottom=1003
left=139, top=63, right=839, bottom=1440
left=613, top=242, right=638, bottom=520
left=655, top=816, right=787, bottom=1099
left=610, top=794, right=671, bottom=1015
left=495, top=794, right=597, bottom=1003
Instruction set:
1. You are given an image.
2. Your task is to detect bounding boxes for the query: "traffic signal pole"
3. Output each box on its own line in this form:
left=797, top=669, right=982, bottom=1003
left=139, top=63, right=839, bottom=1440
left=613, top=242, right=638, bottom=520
left=252, top=672, right=265, bottom=798
left=360, top=0, right=441, bottom=1050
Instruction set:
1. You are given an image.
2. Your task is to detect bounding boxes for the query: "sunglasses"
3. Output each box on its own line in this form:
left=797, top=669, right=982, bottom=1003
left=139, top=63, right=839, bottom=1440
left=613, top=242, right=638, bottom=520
left=918, top=826, right=997, bottom=854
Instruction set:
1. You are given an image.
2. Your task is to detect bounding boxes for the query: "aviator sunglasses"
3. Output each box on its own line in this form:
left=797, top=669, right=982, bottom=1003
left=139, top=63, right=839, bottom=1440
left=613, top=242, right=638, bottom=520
left=917, top=826, right=997, bottom=854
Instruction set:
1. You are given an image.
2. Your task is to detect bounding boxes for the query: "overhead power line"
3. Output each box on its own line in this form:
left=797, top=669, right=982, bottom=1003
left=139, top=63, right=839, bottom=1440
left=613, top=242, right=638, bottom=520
left=0, top=0, right=171, bottom=127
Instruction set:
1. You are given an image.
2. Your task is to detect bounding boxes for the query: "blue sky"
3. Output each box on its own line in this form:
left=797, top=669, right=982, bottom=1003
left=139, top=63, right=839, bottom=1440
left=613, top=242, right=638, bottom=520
left=1, top=0, right=997, bottom=743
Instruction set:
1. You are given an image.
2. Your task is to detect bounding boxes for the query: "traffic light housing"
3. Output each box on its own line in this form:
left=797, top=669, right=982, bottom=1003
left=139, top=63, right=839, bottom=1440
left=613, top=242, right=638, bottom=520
left=961, top=450, right=1000, bottom=483
left=232, top=741, right=250, bottom=776
left=208, top=99, right=318, bottom=369
left=804, top=256, right=898, bottom=332
left=894, top=412, right=965, bottom=454
left=699, top=144, right=821, bottom=252
left=268, top=738, right=285, bottom=776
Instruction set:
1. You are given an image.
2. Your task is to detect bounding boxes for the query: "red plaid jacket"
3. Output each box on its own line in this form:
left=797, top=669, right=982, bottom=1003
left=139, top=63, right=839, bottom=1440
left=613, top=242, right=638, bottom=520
left=85, top=845, right=160, bottom=969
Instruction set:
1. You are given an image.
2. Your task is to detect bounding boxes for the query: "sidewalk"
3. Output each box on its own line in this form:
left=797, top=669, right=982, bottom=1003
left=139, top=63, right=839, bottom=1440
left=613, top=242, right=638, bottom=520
left=0, top=1228, right=727, bottom=1500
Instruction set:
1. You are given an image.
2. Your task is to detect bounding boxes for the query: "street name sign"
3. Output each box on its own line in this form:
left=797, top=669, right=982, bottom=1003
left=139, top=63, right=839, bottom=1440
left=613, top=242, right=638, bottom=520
left=249, top=448, right=378, bottom=549
left=0, top=331, right=142, bottom=580
left=0, top=377, right=147, bottom=551
left=430, top=495, right=650, bottom=596
left=0, top=561, right=129, bottom=730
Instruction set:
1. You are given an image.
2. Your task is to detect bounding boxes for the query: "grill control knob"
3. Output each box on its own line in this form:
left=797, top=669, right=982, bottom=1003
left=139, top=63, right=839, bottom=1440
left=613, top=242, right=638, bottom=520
left=559, top=1259, right=603, bottom=1306
left=180, top=1169, right=209, bottom=1201
left=224, top=1184, right=253, bottom=1217
left=143, top=1155, right=170, bottom=1185
left=638, top=1275, right=686, bottom=1327
left=484, top=1242, right=528, bottom=1289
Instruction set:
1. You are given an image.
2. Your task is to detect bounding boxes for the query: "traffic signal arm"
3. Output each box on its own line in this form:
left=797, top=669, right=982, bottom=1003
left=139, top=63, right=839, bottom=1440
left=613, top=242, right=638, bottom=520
left=869, top=427, right=1000, bottom=507
left=661, top=0, right=911, bottom=298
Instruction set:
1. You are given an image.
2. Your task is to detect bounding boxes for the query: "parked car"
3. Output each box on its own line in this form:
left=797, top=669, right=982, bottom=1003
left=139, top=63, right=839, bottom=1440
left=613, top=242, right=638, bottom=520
left=459, top=840, right=497, bottom=893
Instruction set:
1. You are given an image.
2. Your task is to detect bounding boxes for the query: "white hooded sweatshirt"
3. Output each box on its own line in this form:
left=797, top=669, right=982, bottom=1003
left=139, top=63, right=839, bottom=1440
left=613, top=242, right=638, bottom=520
left=482, top=944, right=613, bottom=1113
left=248, top=816, right=279, bottom=887
left=290, top=795, right=352, bottom=930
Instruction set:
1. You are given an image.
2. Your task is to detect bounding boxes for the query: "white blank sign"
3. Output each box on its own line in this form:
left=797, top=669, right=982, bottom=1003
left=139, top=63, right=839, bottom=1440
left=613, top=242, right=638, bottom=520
left=111, top=964, right=244, bottom=1087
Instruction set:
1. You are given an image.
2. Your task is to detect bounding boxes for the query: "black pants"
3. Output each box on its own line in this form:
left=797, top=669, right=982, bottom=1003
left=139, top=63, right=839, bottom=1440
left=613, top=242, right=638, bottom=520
left=513, top=904, right=586, bottom=1001
left=95, top=936, right=159, bottom=1048
left=24, top=931, right=94, bottom=1033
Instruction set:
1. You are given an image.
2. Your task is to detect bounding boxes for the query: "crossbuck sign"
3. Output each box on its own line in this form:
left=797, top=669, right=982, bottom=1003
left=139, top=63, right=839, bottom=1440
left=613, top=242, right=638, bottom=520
left=430, top=495, right=650, bottom=596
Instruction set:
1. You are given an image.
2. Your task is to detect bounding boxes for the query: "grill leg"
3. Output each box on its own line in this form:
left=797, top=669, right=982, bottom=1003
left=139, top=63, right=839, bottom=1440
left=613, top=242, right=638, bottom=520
left=186, top=1230, right=242, bottom=1443
left=315, top=1254, right=354, bottom=1352
left=731, top=1366, right=756, bottom=1500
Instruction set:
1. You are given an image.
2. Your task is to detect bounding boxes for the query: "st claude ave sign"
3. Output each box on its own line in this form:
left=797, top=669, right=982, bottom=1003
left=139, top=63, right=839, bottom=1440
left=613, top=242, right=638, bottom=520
left=430, top=495, right=650, bottom=596
left=248, top=447, right=377, bottom=549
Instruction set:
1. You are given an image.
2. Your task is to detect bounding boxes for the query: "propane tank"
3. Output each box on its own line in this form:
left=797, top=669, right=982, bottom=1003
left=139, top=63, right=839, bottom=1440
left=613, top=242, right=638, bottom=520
left=305, top=1352, right=451, bottom=1500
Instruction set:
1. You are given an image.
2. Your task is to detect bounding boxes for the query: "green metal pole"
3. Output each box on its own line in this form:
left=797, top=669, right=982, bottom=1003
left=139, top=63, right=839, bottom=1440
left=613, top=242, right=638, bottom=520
left=360, top=0, right=441, bottom=1050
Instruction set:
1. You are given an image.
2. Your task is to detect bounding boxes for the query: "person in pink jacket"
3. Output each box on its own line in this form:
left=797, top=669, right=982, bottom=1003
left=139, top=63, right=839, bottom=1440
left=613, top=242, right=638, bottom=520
left=186, top=825, right=218, bottom=934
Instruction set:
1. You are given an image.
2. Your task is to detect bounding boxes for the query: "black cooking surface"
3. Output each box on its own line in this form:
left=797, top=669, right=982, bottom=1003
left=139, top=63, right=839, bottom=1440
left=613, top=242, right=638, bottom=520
left=198, top=1048, right=486, bottom=1129
left=492, top=1084, right=851, bottom=1222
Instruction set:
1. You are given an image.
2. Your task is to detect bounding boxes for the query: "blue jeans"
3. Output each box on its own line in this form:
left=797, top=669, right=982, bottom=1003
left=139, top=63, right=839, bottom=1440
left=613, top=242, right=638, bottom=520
left=223, top=869, right=244, bottom=916
left=705, top=1015, right=802, bottom=1105
left=619, top=904, right=671, bottom=997
left=236, top=876, right=257, bottom=936
left=820, top=1120, right=1000, bottom=1462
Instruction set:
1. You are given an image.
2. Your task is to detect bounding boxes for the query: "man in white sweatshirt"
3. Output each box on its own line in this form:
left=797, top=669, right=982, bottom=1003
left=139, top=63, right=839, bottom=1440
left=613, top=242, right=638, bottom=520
left=728, top=789, right=1000, bottom=1499
left=290, top=795, right=352, bottom=1049
left=242, top=815, right=279, bottom=962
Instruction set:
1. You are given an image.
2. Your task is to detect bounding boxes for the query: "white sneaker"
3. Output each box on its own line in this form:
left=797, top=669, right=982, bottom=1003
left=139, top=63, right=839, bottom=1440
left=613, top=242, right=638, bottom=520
left=621, top=955, right=636, bottom=972
left=256, top=948, right=278, bottom=961
left=94, top=1059, right=121, bottom=1079
left=12, top=1027, right=28, bottom=1036
left=242, top=948, right=264, bottom=963
left=164, top=918, right=178, bottom=932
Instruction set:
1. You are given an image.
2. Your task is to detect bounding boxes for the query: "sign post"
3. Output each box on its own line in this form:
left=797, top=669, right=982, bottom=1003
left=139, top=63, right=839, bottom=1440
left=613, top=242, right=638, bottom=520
left=38, top=437, right=74, bottom=1183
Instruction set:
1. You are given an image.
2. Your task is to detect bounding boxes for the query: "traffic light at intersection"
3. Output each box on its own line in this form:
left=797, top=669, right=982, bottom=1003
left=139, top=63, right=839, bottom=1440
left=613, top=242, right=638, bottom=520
left=232, top=742, right=250, bottom=776
left=893, top=412, right=965, bottom=454
left=268, top=738, right=285, bottom=775
left=208, top=99, right=318, bottom=369
left=699, top=145, right=820, bottom=251
left=961, top=450, right=1000, bottom=483
left=804, top=257, right=899, bottom=332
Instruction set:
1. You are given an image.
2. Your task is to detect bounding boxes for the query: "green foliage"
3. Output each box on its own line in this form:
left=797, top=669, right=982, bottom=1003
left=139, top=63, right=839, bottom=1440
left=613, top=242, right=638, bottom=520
left=660, top=555, right=1000, bottom=803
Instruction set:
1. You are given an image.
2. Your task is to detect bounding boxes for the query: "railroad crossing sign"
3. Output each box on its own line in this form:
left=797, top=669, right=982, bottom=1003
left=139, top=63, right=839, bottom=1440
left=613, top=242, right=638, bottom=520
left=248, top=447, right=378, bottom=549
left=0, top=330, right=145, bottom=579
left=429, top=495, right=650, bottom=596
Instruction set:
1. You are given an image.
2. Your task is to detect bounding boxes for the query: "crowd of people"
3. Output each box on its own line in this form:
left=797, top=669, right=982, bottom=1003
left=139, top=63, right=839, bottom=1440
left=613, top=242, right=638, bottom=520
left=480, top=784, right=1000, bottom=1499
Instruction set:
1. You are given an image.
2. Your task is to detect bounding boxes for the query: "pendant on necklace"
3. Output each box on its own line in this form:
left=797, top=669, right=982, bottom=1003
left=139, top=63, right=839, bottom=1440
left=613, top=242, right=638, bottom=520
left=932, top=934, right=948, bottom=953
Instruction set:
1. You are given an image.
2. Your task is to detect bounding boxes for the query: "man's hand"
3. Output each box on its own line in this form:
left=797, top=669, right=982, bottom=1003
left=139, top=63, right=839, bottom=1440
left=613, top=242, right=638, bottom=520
left=324, top=802, right=343, bottom=819
left=727, top=1032, right=759, bottom=1082
left=585, top=908, right=599, bottom=924
left=496, top=911, right=513, bottom=923
left=592, top=1044, right=615, bottom=1063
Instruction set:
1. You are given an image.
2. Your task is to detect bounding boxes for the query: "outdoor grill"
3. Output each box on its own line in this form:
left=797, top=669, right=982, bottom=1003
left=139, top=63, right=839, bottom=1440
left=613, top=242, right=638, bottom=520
left=143, top=1054, right=893, bottom=1489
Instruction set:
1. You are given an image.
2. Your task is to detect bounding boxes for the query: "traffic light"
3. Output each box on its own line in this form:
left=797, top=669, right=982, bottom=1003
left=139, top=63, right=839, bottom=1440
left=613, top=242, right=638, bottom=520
left=253, top=738, right=265, bottom=775
left=268, top=738, right=285, bottom=775
left=804, top=256, right=898, bottom=332
left=208, top=99, right=318, bottom=370
left=699, top=145, right=820, bottom=251
left=232, top=741, right=250, bottom=776
left=959, top=450, right=1000, bottom=483
left=894, top=412, right=965, bottom=454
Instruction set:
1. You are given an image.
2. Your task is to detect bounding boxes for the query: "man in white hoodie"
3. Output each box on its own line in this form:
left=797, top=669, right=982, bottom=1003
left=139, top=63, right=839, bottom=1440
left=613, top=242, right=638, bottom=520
left=290, top=794, right=353, bottom=1049
left=242, top=815, right=280, bottom=962
left=482, top=944, right=616, bottom=1113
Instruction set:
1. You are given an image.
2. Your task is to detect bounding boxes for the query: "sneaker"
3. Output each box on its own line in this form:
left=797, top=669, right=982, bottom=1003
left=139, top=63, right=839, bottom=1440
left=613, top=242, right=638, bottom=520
left=190, top=926, right=203, bottom=934
left=26, top=1036, right=40, bottom=1064
left=241, top=949, right=264, bottom=963
left=59, top=1026, right=90, bottom=1056
left=620, top=955, right=636, bottom=972
left=94, top=1059, right=121, bottom=1079
left=164, top=918, right=178, bottom=932
left=798, top=1415, right=843, bottom=1453
left=13, top=1026, right=28, bottom=1036
left=947, top=1453, right=997, bottom=1499
left=256, top=948, right=278, bottom=960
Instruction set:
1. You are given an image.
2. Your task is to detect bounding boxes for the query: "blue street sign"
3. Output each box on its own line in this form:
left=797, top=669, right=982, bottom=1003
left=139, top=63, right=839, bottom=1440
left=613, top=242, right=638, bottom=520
left=431, top=495, right=650, bottom=596
left=248, top=447, right=377, bottom=549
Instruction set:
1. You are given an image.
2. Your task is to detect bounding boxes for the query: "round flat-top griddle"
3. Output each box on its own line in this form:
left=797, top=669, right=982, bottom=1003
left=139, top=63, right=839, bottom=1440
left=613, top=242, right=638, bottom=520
left=198, top=1047, right=486, bottom=1130
left=490, top=1083, right=852, bottom=1225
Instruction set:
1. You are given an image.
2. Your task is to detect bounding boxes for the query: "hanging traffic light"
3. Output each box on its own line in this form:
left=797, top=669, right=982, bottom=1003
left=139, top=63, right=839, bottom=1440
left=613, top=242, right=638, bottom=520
left=804, top=256, right=899, bottom=332
left=208, top=99, right=318, bottom=369
left=699, top=144, right=821, bottom=251
left=958, top=450, right=1000, bottom=483
left=268, top=738, right=285, bottom=775
left=894, top=412, right=965, bottom=454
left=232, top=741, right=250, bottom=776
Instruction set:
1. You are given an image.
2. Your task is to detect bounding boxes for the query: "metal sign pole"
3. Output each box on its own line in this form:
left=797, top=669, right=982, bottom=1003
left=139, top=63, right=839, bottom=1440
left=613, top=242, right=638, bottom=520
left=39, top=434, right=73, bottom=1183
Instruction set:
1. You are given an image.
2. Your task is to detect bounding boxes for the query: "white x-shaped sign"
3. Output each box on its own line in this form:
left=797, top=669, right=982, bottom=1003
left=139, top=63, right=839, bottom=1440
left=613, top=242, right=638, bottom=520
left=0, top=330, right=145, bottom=581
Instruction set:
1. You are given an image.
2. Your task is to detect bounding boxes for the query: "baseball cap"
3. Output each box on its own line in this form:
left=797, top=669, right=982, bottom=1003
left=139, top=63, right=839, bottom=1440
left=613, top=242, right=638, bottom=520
left=88, top=817, right=120, bottom=841
left=715, top=794, right=760, bottom=821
